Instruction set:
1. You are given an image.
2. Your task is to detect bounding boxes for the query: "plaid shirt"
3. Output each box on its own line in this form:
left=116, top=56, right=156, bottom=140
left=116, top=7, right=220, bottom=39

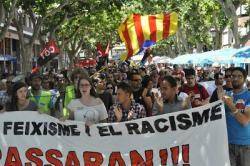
left=108, top=100, right=146, bottom=122
left=0, top=91, right=11, bottom=106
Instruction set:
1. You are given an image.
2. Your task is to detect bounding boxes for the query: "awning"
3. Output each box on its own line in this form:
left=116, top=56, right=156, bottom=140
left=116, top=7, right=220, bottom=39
left=0, top=55, right=17, bottom=61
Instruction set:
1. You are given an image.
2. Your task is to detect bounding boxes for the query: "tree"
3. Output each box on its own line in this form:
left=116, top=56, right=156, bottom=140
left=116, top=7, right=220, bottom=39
left=0, top=0, right=18, bottom=40
left=12, top=0, right=70, bottom=73
left=51, top=0, right=126, bottom=68
left=216, top=0, right=243, bottom=48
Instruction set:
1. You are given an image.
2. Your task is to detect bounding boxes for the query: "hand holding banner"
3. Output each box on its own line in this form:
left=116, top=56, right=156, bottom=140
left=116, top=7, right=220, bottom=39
left=0, top=101, right=230, bottom=165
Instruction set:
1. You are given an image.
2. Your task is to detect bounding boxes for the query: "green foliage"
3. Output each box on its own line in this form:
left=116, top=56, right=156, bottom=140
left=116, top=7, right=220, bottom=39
left=3, top=0, right=245, bottom=58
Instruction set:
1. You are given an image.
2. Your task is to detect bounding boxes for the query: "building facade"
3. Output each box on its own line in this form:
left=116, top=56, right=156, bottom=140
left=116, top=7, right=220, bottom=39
left=0, top=10, right=41, bottom=76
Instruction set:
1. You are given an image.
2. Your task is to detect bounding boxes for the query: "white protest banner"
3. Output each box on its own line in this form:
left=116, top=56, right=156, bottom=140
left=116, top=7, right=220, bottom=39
left=0, top=101, right=230, bottom=165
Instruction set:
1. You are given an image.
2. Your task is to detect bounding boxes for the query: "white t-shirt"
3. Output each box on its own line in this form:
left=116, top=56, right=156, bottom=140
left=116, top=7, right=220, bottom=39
left=67, top=99, right=108, bottom=124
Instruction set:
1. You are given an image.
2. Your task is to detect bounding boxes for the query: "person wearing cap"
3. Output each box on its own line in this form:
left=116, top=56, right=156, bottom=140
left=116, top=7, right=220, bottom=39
left=223, top=67, right=250, bottom=166
left=4, top=82, right=37, bottom=112
left=63, top=68, right=89, bottom=118
left=28, top=73, right=53, bottom=115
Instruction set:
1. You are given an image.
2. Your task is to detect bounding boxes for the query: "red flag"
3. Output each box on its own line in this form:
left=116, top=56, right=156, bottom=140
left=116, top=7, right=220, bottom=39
left=31, top=66, right=40, bottom=74
left=37, top=39, right=60, bottom=66
left=96, top=42, right=109, bottom=57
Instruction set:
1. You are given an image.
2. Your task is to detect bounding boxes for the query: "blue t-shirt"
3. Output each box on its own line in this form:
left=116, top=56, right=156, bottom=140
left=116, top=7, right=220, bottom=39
left=225, top=89, right=250, bottom=145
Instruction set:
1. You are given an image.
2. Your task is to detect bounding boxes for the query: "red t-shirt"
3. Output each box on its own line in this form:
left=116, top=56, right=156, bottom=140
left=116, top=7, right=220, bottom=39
left=181, top=84, right=209, bottom=108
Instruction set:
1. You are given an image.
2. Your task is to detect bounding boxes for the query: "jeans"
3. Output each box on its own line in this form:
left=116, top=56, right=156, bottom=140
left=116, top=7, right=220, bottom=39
left=229, top=144, right=250, bottom=166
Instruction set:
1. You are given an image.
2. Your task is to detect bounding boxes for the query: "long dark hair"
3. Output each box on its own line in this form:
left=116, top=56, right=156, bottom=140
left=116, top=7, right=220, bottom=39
left=106, top=82, right=115, bottom=95
left=75, top=76, right=98, bottom=98
left=9, top=82, right=28, bottom=111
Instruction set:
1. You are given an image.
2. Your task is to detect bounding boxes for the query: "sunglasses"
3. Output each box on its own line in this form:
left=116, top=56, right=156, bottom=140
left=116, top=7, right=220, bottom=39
left=107, top=87, right=113, bottom=90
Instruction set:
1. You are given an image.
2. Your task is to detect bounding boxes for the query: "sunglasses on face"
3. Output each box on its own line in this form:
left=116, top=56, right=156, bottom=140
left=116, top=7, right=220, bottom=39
left=107, top=87, right=113, bottom=90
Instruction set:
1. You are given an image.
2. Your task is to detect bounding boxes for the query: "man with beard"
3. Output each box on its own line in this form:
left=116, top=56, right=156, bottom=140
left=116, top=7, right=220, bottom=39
left=29, top=73, right=54, bottom=115
left=223, top=67, right=250, bottom=166
left=129, top=71, right=142, bottom=104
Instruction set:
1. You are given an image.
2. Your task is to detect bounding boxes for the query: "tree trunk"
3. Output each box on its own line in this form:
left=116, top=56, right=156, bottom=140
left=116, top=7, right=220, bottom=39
left=166, top=45, right=176, bottom=58
left=177, top=28, right=191, bottom=53
left=0, top=0, right=17, bottom=40
left=20, top=44, right=33, bottom=74
left=68, top=51, right=76, bottom=69
left=232, top=17, right=240, bottom=48
left=215, top=29, right=223, bottom=50
left=217, top=0, right=240, bottom=48
left=57, top=48, right=65, bottom=70
left=196, top=42, right=203, bottom=53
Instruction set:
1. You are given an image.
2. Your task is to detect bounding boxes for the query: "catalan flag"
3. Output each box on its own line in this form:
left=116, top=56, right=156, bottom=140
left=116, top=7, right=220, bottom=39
left=118, top=12, right=178, bottom=60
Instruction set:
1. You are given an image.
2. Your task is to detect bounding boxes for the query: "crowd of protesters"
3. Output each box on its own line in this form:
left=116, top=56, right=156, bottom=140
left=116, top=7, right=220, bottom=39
left=0, top=61, right=250, bottom=165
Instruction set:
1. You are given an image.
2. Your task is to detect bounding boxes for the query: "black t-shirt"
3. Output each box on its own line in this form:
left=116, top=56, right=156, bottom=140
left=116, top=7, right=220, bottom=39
left=133, top=89, right=143, bottom=104
left=209, top=86, right=233, bottom=103
left=5, top=100, right=38, bottom=111
left=99, top=92, right=113, bottom=110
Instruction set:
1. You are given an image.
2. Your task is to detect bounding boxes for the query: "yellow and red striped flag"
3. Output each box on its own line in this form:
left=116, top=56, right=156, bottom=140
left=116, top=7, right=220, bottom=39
left=118, top=12, right=178, bottom=60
